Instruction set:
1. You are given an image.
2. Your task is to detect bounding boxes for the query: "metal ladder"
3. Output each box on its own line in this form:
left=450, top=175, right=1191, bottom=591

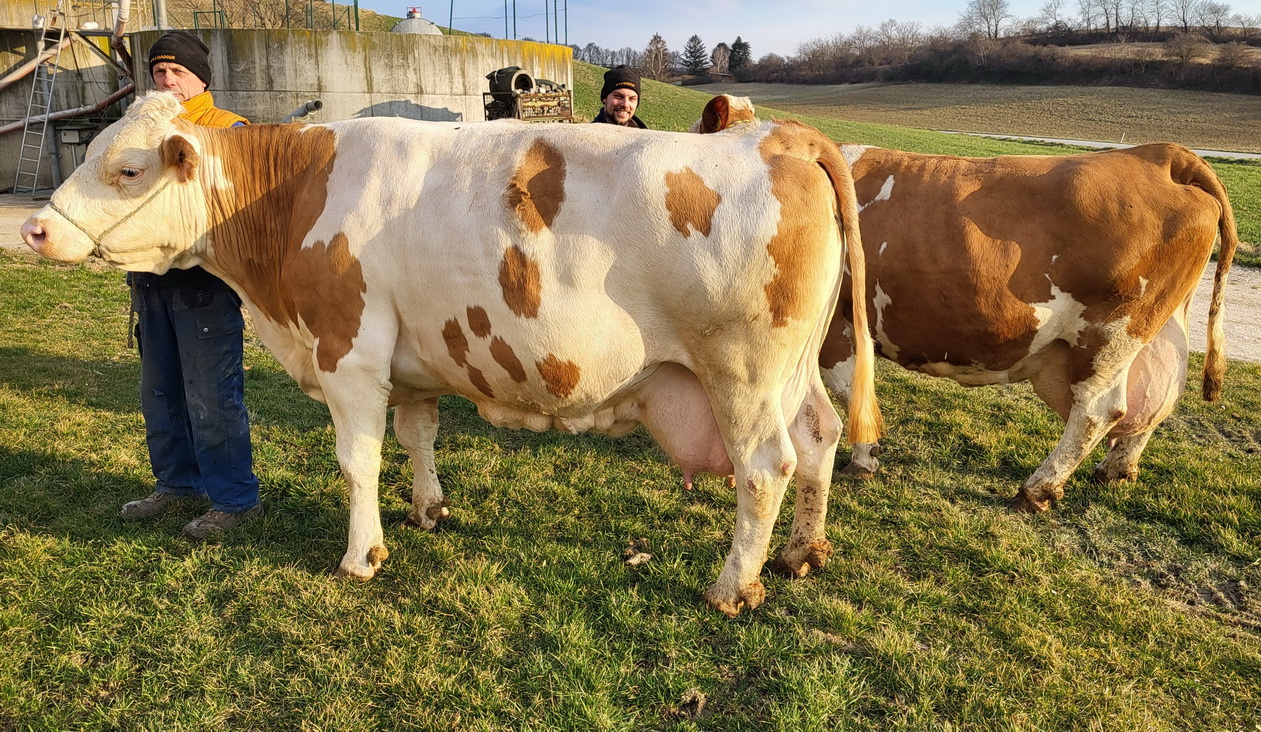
left=13, top=2, right=66, bottom=196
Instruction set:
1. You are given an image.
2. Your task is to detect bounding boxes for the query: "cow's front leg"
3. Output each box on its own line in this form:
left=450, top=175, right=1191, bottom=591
left=1094, top=431, right=1154, bottom=483
left=323, top=370, right=392, bottom=580
left=772, top=377, right=842, bottom=578
left=703, top=399, right=797, bottom=617
left=394, top=396, right=449, bottom=529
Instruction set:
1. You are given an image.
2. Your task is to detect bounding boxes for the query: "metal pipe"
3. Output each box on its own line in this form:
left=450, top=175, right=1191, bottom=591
left=111, top=0, right=130, bottom=40
left=0, top=36, right=71, bottom=92
left=155, top=0, right=168, bottom=30
left=282, top=98, right=323, bottom=123
left=0, top=83, right=135, bottom=136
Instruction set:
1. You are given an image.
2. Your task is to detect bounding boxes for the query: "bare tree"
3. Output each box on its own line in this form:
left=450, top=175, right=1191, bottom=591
left=1076, top=0, right=1099, bottom=31
left=1164, top=30, right=1211, bottom=62
left=1040, top=0, right=1068, bottom=31
left=1170, top=0, right=1203, bottom=32
left=1196, top=1, right=1233, bottom=37
left=641, top=34, right=670, bottom=80
left=1147, top=0, right=1169, bottom=30
left=959, top=0, right=1013, bottom=38
left=711, top=42, right=731, bottom=74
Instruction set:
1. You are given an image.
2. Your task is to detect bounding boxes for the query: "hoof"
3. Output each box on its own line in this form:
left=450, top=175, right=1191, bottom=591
left=1008, top=494, right=1050, bottom=514
left=704, top=581, right=766, bottom=618
left=335, top=545, right=389, bottom=580
left=1092, top=466, right=1138, bottom=484
left=406, top=498, right=451, bottom=530
left=839, top=461, right=877, bottom=479
left=771, top=539, right=834, bottom=578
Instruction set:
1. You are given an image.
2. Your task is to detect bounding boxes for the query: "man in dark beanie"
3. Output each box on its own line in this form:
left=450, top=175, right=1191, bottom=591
left=593, top=65, right=647, bottom=128
left=121, top=31, right=261, bottom=540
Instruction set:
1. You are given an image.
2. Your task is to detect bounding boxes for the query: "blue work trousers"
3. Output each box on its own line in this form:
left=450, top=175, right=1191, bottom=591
left=132, top=283, right=260, bottom=514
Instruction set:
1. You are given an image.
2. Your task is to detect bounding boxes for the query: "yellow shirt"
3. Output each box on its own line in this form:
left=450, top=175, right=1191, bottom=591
left=179, top=91, right=248, bottom=128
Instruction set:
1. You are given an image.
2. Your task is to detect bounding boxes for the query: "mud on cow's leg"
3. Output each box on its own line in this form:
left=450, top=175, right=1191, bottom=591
left=394, top=396, right=450, bottom=529
left=1093, top=431, right=1154, bottom=484
left=772, top=377, right=843, bottom=578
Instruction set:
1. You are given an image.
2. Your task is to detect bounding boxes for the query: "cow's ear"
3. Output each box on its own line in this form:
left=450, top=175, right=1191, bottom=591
left=160, top=133, right=200, bottom=183
left=699, top=95, right=730, bottom=134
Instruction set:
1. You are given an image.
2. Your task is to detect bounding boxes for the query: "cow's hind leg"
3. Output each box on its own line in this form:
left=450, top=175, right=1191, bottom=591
left=1017, top=342, right=1145, bottom=512
left=394, top=396, right=450, bottom=529
left=822, top=349, right=881, bottom=477
left=772, top=376, right=842, bottom=578
left=702, top=390, right=798, bottom=617
left=1094, top=431, right=1154, bottom=483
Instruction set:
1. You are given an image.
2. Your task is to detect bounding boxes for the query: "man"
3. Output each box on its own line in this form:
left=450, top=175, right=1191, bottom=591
left=120, top=30, right=261, bottom=539
left=592, top=65, right=647, bottom=128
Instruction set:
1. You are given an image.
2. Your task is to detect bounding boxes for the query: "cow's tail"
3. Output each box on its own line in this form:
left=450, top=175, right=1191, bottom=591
left=1176, top=149, right=1239, bottom=401
left=815, top=142, right=884, bottom=444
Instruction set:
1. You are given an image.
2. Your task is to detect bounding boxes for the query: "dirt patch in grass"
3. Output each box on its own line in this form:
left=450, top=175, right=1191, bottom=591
left=695, top=82, right=1261, bottom=153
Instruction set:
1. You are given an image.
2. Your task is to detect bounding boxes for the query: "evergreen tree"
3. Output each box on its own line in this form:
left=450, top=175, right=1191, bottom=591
left=682, top=34, right=710, bottom=75
left=729, top=36, right=752, bottom=71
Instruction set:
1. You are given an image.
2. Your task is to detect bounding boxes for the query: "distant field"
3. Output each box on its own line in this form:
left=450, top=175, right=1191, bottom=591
left=694, top=82, right=1261, bottom=154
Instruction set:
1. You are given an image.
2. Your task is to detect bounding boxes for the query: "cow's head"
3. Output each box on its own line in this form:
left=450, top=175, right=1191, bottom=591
left=690, top=94, right=759, bottom=134
left=21, top=91, right=209, bottom=273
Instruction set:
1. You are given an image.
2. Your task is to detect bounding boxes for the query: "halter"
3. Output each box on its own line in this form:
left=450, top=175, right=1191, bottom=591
left=49, top=177, right=173, bottom=262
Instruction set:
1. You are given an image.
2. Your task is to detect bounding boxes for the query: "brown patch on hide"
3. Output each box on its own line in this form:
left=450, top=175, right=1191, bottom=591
left=499, top=246, right=542, bottom=318
left=442, top=319, right=469, bottom=367
left=290, top=233, right=367, bottom=372
left=664, top=168, right=721, bottom=238
left=467, top=365, right=495, bottom=398
left=491, top=336, right=527, bottom=382
left=537, top=354, right=580, bottom=398
left=466, top=305, right=492, bottom=338
left=200, top=125, right=371, bottom=372
left=758, top=122, right=838, bottom=327
left=505, top=138, right=566, bottom=234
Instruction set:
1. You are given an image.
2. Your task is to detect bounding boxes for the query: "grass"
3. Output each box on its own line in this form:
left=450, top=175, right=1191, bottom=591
left=3, top=68, right=1261, bottom=728
left=3, top=248, right=1260, bottom=729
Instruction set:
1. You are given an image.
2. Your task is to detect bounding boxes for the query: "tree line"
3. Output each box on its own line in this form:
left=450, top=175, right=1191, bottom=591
left=570, top=35, right=751, bottom=80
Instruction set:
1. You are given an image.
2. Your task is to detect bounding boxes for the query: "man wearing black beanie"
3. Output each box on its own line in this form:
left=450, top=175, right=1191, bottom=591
left=121, top=31, right=262, bottom=540
left=592, top=65, right=647, bottom=128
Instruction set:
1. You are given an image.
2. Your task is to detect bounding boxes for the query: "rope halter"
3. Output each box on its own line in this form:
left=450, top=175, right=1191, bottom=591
left=49, top=177, right=173, bottom=262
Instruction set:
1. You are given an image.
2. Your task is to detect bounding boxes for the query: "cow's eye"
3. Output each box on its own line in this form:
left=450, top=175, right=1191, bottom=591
left=120, top=167, right=141, bottom=179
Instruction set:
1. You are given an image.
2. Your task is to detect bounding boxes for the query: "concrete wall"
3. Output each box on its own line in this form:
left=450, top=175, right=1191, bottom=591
left=1, top=27, right=573, bottom=190
left=130, top=29, right=574, bottom=124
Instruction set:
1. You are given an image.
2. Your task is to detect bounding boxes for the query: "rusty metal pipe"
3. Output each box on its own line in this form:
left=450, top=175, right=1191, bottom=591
left=0, top=83, right=134, bottom=136
left=0, top=36, right=72, bottom=93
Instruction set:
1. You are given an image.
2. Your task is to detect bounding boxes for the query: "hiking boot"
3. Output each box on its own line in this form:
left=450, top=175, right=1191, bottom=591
left=120, top=491, right=185, bottom=519
left=181, top=504, right=263, bottom=541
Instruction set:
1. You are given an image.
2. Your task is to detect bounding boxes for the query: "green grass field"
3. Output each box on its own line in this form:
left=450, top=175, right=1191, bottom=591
left=2, top=66, right=1259, bottom=728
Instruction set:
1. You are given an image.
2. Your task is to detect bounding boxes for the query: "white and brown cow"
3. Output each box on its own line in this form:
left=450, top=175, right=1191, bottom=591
left=22, top=92, right=883, bottom=616
left=698, top=95, right=1239, bottom=513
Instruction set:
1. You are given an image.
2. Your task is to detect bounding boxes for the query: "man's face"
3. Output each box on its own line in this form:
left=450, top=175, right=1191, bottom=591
left=602, top=88, right=639, bottom=125
left=151, top=61, right=206, bottom=102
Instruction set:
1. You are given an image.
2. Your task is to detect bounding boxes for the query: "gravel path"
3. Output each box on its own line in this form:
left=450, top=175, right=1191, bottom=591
left=2, top=194, right=1257, bottom=362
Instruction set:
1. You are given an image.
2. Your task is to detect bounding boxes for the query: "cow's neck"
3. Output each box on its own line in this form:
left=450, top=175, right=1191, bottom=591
left=193, top=123, right=339, bottom=327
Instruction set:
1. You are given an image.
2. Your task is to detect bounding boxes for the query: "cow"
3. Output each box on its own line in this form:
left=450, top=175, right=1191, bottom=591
left=696, top=94, right=1239, bottom=513
left=21, top=91, right=883, bottom=617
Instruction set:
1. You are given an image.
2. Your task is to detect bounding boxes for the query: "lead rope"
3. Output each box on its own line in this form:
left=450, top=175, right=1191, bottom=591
left=47, top=178, right=173, bottom=349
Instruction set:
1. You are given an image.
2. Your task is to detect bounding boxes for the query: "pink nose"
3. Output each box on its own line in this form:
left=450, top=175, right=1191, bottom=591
left=21, top=217, right=47, bottom=254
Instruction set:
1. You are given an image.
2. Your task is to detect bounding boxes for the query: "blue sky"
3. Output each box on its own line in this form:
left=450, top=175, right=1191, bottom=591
left=362, top=1, right=1049, bottom=58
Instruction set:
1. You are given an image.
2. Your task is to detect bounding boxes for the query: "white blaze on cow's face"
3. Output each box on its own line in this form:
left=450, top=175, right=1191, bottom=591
left=20, top=92, right=207, bottom=273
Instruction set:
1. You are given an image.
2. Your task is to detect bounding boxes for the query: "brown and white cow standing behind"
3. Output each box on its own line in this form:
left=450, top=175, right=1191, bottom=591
left=22, top=92, right=883, bottom=616
left=698, top=95, right=1238, bottom=512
